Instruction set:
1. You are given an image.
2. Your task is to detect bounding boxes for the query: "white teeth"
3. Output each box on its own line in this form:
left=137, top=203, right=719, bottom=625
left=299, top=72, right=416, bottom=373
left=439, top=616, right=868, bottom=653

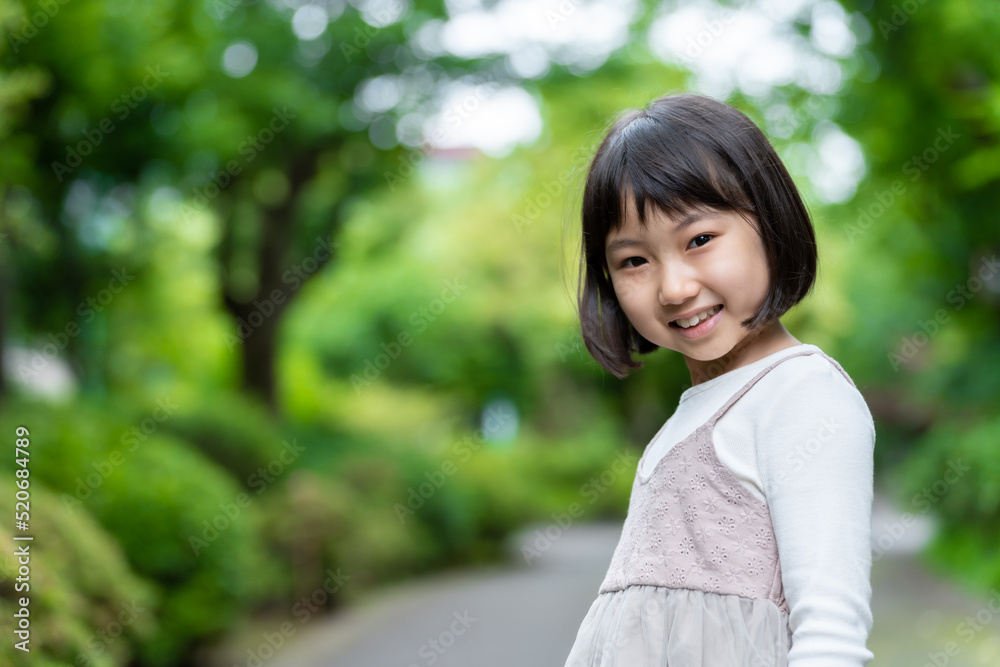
left=674, top=305, right=721, bottom=328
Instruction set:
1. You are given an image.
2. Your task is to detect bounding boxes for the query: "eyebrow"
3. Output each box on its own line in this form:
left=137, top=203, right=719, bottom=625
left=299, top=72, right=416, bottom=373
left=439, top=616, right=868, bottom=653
left=605, top=210, right=710, bottom=255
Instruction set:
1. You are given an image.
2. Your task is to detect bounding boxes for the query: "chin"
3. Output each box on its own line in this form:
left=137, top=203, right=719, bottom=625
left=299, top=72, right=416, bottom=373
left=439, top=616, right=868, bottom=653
left=682, top=346, right=731, bottom=362
left=674, top=332, right=741, bottom=359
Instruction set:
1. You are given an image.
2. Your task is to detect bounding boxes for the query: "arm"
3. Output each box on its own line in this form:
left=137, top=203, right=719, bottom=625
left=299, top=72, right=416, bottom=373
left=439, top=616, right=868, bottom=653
left=758, top=358, right=876, bottom=666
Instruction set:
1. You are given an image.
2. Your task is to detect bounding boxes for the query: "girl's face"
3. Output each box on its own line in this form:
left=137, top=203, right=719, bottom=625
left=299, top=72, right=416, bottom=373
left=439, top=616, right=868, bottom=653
left=604, top=196, right=779, bottom=372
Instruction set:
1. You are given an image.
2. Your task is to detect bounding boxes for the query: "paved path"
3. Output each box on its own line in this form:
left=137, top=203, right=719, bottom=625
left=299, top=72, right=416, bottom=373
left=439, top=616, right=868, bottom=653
left=251, top=490, right=1000, bottom=667
left=265, top=523, right=611, bottom=667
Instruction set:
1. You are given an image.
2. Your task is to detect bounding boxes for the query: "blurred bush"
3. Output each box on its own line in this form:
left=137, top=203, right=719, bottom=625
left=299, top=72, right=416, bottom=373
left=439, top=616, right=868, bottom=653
left=158, top=392, right=287, bottom=487
left=0, top=394, right=637, bottom=665
left=0, top=477, right=159, bottom=667
left=888, top=411, right=1000, bottom=595
left=0, top=397, right=284, bottom=667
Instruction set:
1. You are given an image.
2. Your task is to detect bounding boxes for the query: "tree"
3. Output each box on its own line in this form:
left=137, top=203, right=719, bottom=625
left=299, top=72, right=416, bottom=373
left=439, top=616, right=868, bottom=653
left=2, top=0, right=505, bottom=412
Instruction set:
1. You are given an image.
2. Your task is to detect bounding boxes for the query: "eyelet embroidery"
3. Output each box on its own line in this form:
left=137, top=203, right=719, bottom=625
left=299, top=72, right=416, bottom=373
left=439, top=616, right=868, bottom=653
left=598, top=350, right=834, bottom=612
left=753, top=527, right=772, bottom=550
left=709, top=545, right=728, bottom=565
left=690, top=472, right=708, bottom=492
left=683, top=504, right=698, bottom=524
left=602, top=441, right=786, bottom=608
left=648, top=528, right=663, bottom=553
left=667, top=566, right=688, bottom=586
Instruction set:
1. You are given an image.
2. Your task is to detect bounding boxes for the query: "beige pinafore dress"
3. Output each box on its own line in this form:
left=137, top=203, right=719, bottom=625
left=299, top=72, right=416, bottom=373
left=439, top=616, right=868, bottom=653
left=564, top=350, right=850, bottom=666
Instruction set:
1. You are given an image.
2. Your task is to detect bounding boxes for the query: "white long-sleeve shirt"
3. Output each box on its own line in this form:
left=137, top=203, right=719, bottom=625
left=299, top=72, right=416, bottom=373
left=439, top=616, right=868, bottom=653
left=639, top=342, right=875, bottom=666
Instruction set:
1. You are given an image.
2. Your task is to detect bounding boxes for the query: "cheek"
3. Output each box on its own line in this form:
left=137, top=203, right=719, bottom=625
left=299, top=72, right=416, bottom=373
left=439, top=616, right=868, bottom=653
left=610, top=277, right=650, bottom=324
left=715, top=238, right=769, bottom=290
left=741, top=241, right=771, bottom=292
left=610, top=274, right=641, bottom=308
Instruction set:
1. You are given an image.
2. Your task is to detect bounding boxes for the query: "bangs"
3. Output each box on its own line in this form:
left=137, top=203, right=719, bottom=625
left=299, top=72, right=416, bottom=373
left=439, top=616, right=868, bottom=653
left=583, top=110, right=758, bottom=240
left=575, top=92, right=817, bottom=379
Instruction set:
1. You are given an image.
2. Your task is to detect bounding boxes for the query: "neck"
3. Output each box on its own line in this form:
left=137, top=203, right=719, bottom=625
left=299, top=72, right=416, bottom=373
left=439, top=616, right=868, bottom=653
left=685, top=320, right=801, bottom=387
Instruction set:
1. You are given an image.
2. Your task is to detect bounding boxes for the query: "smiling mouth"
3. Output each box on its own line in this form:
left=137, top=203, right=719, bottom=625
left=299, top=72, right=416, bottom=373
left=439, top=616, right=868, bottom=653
left=669, top=304, right=723, bottom=328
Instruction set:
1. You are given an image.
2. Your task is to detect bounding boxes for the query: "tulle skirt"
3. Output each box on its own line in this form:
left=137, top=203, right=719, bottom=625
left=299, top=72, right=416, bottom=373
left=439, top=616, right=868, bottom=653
left=563, top=585, right=792, bottom=667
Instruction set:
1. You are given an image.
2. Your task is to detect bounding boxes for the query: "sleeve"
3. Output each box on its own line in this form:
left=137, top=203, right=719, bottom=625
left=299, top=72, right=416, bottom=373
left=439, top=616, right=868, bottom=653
left=756, top=357, right=876, bottom=667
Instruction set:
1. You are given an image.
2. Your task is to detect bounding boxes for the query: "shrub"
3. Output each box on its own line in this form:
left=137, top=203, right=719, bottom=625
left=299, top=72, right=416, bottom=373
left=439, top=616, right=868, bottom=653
left=0, top=398, right=285, bottom=667
left=0, top=477, right=159, bottom=667
left=890, top=412, right=1000, bottom=594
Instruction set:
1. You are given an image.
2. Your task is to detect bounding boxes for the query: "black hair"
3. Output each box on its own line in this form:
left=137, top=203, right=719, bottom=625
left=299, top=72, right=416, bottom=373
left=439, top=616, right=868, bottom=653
left=576, top=92, right=817, bottom=378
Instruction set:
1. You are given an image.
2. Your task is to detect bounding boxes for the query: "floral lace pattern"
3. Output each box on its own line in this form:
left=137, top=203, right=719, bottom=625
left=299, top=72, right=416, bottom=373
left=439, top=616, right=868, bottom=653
left=595, top=350, right=852, bottom=615
left=598, top=431, right=788, bottom=613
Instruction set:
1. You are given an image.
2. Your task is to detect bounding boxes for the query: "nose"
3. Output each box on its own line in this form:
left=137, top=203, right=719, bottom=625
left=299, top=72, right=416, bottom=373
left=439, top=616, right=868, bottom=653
left=658, top=260, right=698, bottom=307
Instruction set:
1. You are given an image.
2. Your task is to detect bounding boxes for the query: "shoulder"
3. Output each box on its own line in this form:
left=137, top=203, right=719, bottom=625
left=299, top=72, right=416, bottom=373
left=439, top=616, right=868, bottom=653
left=749, top=349, right=876, bottom=466
left=762, top=349, right=874, bottom=429
left=749, top=349, right=875, bottom=494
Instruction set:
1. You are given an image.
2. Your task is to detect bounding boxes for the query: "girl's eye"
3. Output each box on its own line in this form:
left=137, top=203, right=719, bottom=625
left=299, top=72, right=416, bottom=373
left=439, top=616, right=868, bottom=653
left=620, top=256, right=647, bottom=269
left=689, top=233, right=714, bottom=249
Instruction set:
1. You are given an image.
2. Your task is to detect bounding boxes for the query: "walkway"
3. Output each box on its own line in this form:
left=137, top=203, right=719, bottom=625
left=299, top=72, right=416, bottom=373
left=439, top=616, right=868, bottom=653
left=247, top=489, right=1000, bottom=667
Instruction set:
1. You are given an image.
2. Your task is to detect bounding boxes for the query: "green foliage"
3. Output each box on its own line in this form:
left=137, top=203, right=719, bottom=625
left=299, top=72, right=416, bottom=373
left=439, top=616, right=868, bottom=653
left=3, top=0, right=1000, bottom=663
left=0, top=398, right=284, bottom=666
left=889, top=412, right=1000, bottom=594
left=0, top=477, right=159, bottom=667
left=159, top=392, right=287, bottom=485
left=0, top=392, right=635, bottom=665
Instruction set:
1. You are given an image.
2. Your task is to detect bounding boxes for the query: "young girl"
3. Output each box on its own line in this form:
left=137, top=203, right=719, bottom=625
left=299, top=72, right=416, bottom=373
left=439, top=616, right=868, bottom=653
left=563, top=93, right=876, bottom=666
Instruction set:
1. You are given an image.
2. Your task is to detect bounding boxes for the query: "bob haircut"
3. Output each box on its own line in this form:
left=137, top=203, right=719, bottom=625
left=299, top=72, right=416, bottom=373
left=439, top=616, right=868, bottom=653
left=577, top=92, right=817, bottom=378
